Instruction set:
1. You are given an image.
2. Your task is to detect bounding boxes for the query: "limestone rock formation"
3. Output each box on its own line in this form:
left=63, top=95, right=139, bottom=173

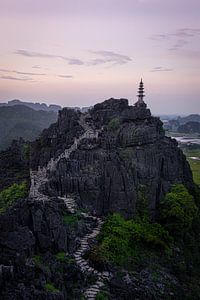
left=0, top=96, right=196, bottom=300
left=30, top=98, right=194, bottom=218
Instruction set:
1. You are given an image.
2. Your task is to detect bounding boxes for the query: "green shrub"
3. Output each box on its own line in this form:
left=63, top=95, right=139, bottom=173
left=56, top=252, right=66, bottom=262
left=107, top=118, right=120, bottom=131
left=91, top=213, right=172, bottom=267
left=96, top=291, right=109, bottom=300
left=63, top=214, right=80, bottom=226
left=136, top=185, right=149, bottom=221
left=33, top=255, right=42, bottom=267
left=44, top=282, right=60, bottom=293
left=0, top=181, right=28, bottom=213
left=160, top=184, right=198, bottom=237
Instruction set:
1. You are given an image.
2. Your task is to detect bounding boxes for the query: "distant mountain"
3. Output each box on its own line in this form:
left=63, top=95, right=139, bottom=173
left=178, top=121, right=200, bottom=134
left=0, top=99, right=62, bottom=112
left=0, top=105, right=57, bottom=150
left=178, top=114, right=200, bottom=125
left=163, top=114, right=200, bottom=132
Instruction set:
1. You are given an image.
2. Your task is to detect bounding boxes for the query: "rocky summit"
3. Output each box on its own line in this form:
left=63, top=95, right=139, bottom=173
left=30, top=97, right=193, bottom=218
left=0, top=96, right=198, bottom=300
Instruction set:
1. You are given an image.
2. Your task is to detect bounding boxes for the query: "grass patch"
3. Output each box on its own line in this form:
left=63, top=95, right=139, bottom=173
left=183, top=147, right=200, bottom=185
left=33, top=255, right=42, bottom=267
left=56, top=251, right=75, bottom=264
left=96, top=291, right=109, bottom=300
left=44, top=282, right=60, bottom=293
left=0, top=181, right=28, bottom=213
left=63, top=213, right=80, bottom=226
left=107, top=118, right=120, bottom=131
left=188, top=159, right=200, bottom=186
left=56, top=252, right=66, bottom=262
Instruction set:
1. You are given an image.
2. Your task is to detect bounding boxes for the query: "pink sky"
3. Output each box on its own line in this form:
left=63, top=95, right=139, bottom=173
left=0, top=0, right=200, bottom=114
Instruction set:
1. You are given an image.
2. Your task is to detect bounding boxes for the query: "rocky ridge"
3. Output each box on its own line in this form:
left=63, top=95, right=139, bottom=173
left=0, top=96, right=196, bottom=299
left=30, top=97, right=193, bottom=218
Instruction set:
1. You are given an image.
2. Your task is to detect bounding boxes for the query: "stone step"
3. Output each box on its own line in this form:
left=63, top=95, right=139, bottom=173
left=79, top=261, right=88, bottom=266
left=85, top=288, right=99, bottom=295
left=81, top=242, right=88, bottom=246
left=95, top=281, right=104, bottom=287
left=81, top=246, right=89, bottom=250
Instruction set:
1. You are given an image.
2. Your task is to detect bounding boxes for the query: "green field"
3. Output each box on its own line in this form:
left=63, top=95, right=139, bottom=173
left=183, top=148, right=200, bottom=186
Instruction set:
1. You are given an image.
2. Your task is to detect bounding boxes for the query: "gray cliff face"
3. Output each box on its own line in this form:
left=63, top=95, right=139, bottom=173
left=30, top=98, right=193, bottom=218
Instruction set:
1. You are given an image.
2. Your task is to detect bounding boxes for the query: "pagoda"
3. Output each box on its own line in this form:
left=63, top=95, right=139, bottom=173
left=134, top=78, right=147, bottom=108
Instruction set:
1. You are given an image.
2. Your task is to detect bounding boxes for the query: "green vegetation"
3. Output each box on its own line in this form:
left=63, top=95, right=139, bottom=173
left=0, top=181, right=28, bottom=213
left=96, top=291, right=109, bottom=300
left=188, top=158, right=200, bottom=185
left=56, top=252, right=66, bottom=262
left=160, top=184, right=198, bottom=237
left=91, top=184, right=200, bottom=276
left=183, top=147, right=200, bottom=158
left=63, top=213, right=80, bottom=226
left=91, top=213, right=172, bottom=268
left=107, top=118, right=120, bottom=131
left=136, top=185, right=149, bottom=221
left=183, top=147, right=200, bottom=185
left=44, top=283, right=60, bottom=293
left=33, top=255, right=43, bottom=268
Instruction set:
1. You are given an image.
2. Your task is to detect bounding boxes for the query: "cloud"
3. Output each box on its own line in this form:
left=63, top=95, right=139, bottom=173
left=32, top=65, right=41, bottom=69
left=168, top=39, right=188, bottom=51
left=60, top=57, right=84, bottom=65
left=15, top=49, right=132, bottom=67
left=153, top=28, right=200, bottom=52
left=15, top=49, right=55, bottom=58
left=0, top=75, right=32, bottom=81
left=0, top=68, right=45, bottom=76
left=88, top=50, right=132, bottom=65
left=150, top=67, right=173, bottom=72
left=154, top=28, right=200, bottom=40
left=16, top=49, right=85, bottom=65
left=58, top=75, right=73, bottom=78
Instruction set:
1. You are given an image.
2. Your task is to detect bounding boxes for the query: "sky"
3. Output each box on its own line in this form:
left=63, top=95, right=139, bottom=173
left=0, top=0, right=200, bottom=114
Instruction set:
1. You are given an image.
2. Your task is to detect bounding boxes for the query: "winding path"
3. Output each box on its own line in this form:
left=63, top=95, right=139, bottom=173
left=29, top=114, right=99, bottom=200
left=29, top=113, right=111, bottom=299
left=59, top=195, right=112, bottom=300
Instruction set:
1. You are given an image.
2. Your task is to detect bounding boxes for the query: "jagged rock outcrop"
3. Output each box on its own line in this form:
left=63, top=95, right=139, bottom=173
left=30, top=98, right=194, bottom=218
left=0, top=198, right=91, bottom=299
left=0, top=97, right=197, bottom=299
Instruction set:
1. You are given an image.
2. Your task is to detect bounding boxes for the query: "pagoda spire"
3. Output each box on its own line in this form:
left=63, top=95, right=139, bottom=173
left=134, top=78, right=147, bottom=108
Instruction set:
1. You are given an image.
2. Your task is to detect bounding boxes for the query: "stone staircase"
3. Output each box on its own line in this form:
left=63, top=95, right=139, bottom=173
left=73, top=213, right=111, bottom=299
left=29, top=113, right=110, bottom=298
left=55, top=198, right=111, bottom=299
left=59, top=196, right=111, bottom=299
left=29, top=167, right=49, bottom=201
left=29, top=113, right=100, bottom=201
left=57, top=195, right=77, bottom=214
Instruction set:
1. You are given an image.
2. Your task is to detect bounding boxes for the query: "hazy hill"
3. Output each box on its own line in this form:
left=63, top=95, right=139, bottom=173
left=0, top=99, right=61, bottom=112
left=0, top=105, right=57, bottom=150
left=178, top=114, right=200, bottom=125
left=178, top=121, right=200, bottom=134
